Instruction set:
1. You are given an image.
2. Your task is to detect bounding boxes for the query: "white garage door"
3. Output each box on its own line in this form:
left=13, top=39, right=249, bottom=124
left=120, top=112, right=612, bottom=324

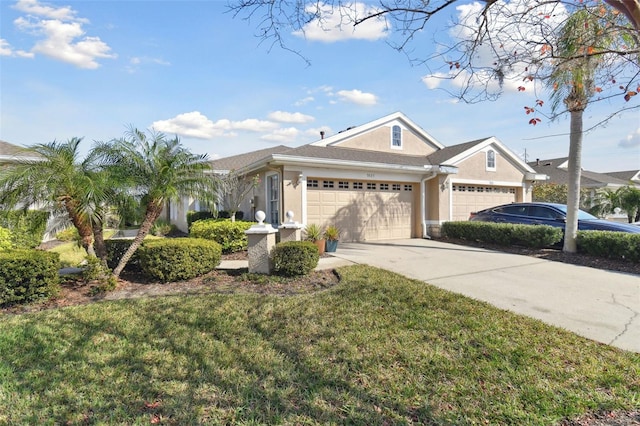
left=306, top=179, right=415, bottom=242
left=452, top=184, right=517, bottom=221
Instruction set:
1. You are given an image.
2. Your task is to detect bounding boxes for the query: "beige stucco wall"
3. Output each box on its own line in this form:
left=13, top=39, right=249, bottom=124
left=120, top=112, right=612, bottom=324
left=282, top=169, right=303, bottom=222
left=454, top=150, right=524, bottom=182
left=337, top=127, right=438, bottom=156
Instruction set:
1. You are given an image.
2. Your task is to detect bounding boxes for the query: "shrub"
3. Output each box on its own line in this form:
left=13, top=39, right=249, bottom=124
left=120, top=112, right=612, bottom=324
left=577, top=231, right=640, bottom=262
left=190, top=219, right=254, bottom=253
left=150, top=219, right=175, bottom=237
left=0, top=249, right=60, bottom=305
left=187, top=211, right=215, bottom=229
left=0, top=210, right=48, bottom=249
left=138, top=238, right=222, bottom=282
left=105, top=239, right=142, bottom=272
left=271, top=241, right=319, bottom=277
left=0, top=227, right=13, bottom=251
left=56, top=227, right=79, bottom=242
left=442, top=221, right=562, bottom=249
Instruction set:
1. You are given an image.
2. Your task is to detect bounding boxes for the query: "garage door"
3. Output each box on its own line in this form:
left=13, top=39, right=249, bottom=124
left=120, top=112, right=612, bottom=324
left=452, top=184, right=517, bottom=221
left=306, top=179, right=415, bottom=242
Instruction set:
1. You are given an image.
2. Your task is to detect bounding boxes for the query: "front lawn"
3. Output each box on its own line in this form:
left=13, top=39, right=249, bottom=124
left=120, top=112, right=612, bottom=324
left=0, top=265, right=638, bottom=425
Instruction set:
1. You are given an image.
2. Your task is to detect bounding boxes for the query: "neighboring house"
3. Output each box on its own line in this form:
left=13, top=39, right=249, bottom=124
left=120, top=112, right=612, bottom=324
left=0, top=140, right=39, bottom=166
left=529, top=157, right=634, bottom=192
left=603, top=170, right=640, bottom=185
left=178, top=112, right=546, bottom=241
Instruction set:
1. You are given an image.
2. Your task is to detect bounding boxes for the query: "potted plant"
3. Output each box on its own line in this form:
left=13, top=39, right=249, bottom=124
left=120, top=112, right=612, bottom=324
left=323, top=225, right=340, bottom=252
left=304, top=223, right=325, bottom=255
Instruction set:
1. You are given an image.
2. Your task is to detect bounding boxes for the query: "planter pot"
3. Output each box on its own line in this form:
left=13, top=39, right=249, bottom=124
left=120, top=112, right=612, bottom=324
left=313, top=239, right=326, bottom=255
left=325, top=239, right=338, bottom=253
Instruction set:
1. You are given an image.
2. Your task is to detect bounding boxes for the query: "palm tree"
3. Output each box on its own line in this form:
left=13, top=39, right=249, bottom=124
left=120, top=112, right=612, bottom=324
left=94, top=128, right=213, bottom=278
left=548, top=8, right=611, bottom=253
left=0, top=138, right=111, bottom=258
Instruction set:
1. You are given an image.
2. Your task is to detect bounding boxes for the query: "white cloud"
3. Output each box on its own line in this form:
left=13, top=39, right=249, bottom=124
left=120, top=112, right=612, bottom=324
left=261, top=127, right=300, bottom=143
left=152, top=112, right=280, bottom=139
left=294, top=96, right=315, bottom=106
left=126, top=56, right=171, bottom=73
left=336, top=89, right=377, bottom=105
left=0, top=38, right=34, bottom=58
left=293, top=2, right=389, bottom=42
left=13, top=0, right=83, bottom=21
left=268, top=111, right=315, bottom=124
left=619, top=128, right=640, bottom=148
left=9, top=0, right=115, bottom=69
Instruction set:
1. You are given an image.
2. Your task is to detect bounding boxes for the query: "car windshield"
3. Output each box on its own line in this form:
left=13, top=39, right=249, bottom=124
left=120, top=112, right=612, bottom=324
left=554, top=205, right=598, bottom=220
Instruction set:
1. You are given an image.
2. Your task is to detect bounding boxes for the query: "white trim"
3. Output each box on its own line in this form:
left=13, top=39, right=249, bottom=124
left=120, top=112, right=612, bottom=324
left=450, top=178, right=524, bottom=187
left=301, top=175, right=308, bottom=226
left=486, top=149, right=496, bottom=172
left=445, top=136, right=537, bottom=174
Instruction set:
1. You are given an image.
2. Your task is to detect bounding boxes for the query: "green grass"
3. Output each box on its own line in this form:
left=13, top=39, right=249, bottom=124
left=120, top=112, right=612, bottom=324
left=0, top=265, right=638, bottom=425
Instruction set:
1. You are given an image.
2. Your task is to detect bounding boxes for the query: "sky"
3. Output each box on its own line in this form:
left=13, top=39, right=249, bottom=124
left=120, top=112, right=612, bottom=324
left=1, top=0, right=639, bottom=172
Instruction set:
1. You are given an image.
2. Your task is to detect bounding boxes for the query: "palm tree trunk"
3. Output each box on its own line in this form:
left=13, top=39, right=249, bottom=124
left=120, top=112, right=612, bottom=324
left=563, top=109, right=584, bottom=253
left=112, top=201, right=163, bottom=278
left=65, top=202, right=96, bottom=257
left=92, top=220, right=107, bottom=262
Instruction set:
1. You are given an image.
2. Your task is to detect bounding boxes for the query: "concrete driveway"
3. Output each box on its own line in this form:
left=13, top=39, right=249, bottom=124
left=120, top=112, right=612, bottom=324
left=328, top=239, right=640, bottom=353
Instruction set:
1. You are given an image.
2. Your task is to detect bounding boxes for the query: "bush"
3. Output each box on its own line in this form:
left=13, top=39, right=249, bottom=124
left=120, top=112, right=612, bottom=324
left=150, top=219, right=175, bottom=237
left=271, top=241, right=319, bottom=277
left=187, top=211, right=215, bottom=229
left=56, top=227, right=79, bottom=242
left=0, top=249, right=60, bottom=305
left=442, top=221, right=562, bottom=249
left=138, top=238, right=222, bottom=282
left=0, top=210, right=48, bottom=249
left=0, top=227, right=13, bottom=251
left=105, top=239, right=142, bottom=272
left=189, top=219, right=254, bottom=253
left=577, top=231, right=640, bottom=262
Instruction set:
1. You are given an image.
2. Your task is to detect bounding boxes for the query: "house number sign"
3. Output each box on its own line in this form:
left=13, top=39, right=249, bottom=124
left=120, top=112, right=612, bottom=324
left=367, top=173, right=375, bottom=178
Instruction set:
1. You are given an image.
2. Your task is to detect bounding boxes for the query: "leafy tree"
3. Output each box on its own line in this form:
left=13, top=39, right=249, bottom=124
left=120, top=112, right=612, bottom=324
left=93, top=128, right=212, bottom=278
left=532, top=183, right=590, bottom=208
left=590, top=186, right=624, bottom=217
left=619, top=185, right=640, bottom=222
left=218, top=171, right=259, bottom=222
left=0, top=138, right=111, bottom=258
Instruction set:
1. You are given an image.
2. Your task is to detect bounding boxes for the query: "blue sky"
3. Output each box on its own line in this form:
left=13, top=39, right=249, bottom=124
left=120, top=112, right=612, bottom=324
left=1, top=0, right=638, bottom=172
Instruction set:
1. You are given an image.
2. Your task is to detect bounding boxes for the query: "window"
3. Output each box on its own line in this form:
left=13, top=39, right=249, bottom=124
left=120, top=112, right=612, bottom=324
left=380, top=183, right=389, bottom=191
left=487, top=149, right=496, bottom=170
left=323, top=180, right=334, bottom=188
left=391, top=125, right=402, bottom=148
left=338, top=181, right=349, bottom=189
left=367, top=182, right=376, bottom=190
left=353, top=182, right=363, bottom=189
left=392, top=184, right=401, bottom=191
left=458, top=185, right=466, bottom=192
left=404, top=184, right=413, bottom=191
left=267, top=174, right=279, bottom=225
left=307, top=179, right=318, bottom=188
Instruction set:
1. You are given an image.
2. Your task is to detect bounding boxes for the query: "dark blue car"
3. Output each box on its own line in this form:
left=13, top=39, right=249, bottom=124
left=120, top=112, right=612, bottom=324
left=469, top=202, right=640, bottom=233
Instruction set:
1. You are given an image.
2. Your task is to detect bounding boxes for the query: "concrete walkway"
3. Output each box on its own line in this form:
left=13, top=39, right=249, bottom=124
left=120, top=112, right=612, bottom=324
left=326, top=239, right=639, bottom=353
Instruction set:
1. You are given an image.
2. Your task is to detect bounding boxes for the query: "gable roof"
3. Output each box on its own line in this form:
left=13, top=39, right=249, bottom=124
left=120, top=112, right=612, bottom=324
left=0, top=140, right=24, bottom=156
left=529, top=157, right=630, bottom=187
left=210, top=145, right=291, bottom=172
left=311, top=111, right=445, bottom=151
left=0, top=140, right=42, bottom=162
left=604, top=170, right=640, bottom=183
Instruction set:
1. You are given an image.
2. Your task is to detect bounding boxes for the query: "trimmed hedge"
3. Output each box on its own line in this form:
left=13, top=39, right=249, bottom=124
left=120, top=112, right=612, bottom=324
left=137, top=238, right=222, bottom=282
left=105, top=239, right=142, bottom=272
left=577, top=231, right=640, bottom=262
left=0, top=210, right=48, bottom=249
left=189, top=219, right=254, bottom=253
left=271, top=241, right=320, bottom=277
left=0, top=249, right=60, bottom=305
left=0, top=227, right=13, bottom=251
left=442, top=221, right=563, bottom=249
left=187, top=211, right=215, bottom=229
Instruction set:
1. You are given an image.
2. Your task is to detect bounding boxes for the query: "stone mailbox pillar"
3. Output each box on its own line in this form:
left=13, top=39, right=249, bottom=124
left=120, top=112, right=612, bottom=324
left=245, top=210, right=278, bottom=274
left=279, top=210, right=304, bottom=243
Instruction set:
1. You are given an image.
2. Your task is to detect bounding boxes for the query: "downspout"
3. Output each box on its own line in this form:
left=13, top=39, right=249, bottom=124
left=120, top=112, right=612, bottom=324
left=421, top=171, right=438, bottom=239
